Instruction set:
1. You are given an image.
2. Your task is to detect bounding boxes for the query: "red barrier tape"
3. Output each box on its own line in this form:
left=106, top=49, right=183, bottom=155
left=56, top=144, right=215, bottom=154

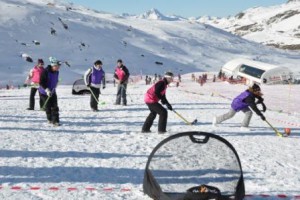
left=269, top=118, right=300, bottom=128
left=0, top=186, right=132, bottom=192
left=1, top=186, right=300, bottom=199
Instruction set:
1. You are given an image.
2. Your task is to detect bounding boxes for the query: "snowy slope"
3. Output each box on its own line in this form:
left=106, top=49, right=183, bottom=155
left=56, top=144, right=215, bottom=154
left=200, top=1, right=300, bottom=50
left=0, top=77, right=299, bottom=199
left=1, top=0, right=300, bottom=87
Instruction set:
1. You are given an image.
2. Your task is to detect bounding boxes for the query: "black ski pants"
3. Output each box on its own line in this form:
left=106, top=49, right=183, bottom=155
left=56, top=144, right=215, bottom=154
left=142, top=103, right=168, bottom=132
left=29, top=87, right=43, bottom=109
left=41, top=93, right=59, bottom=123
left=90, top=86, right=100, bottom=110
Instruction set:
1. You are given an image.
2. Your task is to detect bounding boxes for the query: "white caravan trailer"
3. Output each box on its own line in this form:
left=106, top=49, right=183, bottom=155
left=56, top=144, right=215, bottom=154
left=222, top=58, right=292, bottom=85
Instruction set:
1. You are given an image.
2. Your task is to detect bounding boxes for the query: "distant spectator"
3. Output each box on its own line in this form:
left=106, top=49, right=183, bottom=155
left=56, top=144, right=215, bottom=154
left=218, top=70, right=222, bottom=79
left=191, top=73, right=195, bottom=81
left=178, top=74, right=181, bottom=82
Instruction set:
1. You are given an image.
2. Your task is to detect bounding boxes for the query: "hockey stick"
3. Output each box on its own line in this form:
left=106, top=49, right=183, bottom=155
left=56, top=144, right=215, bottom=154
left=265, top=119, right=285, bottom=137
left=41, top=95, right=51, bottom=110
left=89, top=87, right=105, bottom=105
left=120, top=84, right=133, bottom=103
left=248, top=106, right=285, bottom=137
left=172, top=109, right=197, bottom=125
left=41, top=87, right=57, bottom=110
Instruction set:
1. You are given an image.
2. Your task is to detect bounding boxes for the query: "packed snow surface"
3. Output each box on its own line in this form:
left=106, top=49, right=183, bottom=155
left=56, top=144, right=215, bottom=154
left=0, top=76, right=299, bottom=199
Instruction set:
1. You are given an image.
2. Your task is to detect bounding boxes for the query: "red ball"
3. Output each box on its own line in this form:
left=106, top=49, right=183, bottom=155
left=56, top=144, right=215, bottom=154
left=284, top=128, right=291, bottom=135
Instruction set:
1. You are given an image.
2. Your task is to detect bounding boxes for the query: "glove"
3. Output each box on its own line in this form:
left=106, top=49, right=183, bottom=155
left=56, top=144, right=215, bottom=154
left=46, top=88, right=52, bottom=97
left=161, top=98, right=167, bottom=105
left=257, top=97, right=264, bottom=104
left=102, top=85, right=106, bottom=89
left=260, top=115, right=266, bottom=121
left=166, top=103, right=173, bottom=111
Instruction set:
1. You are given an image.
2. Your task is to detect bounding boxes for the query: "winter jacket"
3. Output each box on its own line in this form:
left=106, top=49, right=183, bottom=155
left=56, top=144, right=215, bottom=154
left=84, top=65, right=106, bottom=88
left=39, top=65, right=59, bottom=95
left=145, top=78, right=169, bottom=104
left=231, top=90, right=264, bottom=116
left=29, top=65, right=44, bottom=84
left=114, top=65, right=130, bottom=83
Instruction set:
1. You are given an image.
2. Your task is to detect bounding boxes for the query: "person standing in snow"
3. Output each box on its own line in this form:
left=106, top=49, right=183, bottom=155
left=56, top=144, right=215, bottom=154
left=39, top=57, right=61, bottom=126
left=142, top=71, right=174, bottom=134
left=114, top=59, right=130, bottom=105
left=26, top=59, right=45, bottom=110
left=212, top=83, right=267, bottom=130
left=84, top=60, right=106, bottom=112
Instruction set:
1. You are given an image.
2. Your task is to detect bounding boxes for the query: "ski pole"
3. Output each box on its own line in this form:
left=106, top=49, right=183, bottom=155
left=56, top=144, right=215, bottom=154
left=265, top=119, right=283, bottom=137
left=172, top=109, right=197, bottom=125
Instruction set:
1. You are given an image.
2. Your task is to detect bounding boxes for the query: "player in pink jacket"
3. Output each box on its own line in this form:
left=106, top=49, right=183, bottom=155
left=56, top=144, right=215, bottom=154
left=114, top=59, right=130, bottom=105
left=142, top=72, right=174, bottom=134
left=26, top=59, right=45, bottom=110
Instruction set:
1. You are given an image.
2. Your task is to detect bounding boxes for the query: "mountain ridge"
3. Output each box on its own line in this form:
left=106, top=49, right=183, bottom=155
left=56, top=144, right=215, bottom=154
left=200, top=1, right=300, bottom=50
left=0, top=0, right=299, bottom=86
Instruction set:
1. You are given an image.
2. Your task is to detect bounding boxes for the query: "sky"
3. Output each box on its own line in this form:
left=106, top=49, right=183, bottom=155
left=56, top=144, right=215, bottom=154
left=68, top=0, right=286, bottom=18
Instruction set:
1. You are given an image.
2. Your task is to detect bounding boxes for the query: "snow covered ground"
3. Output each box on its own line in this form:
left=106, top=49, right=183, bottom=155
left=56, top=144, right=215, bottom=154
left=0, top=77, right=299, bottom=199
left=1, top=0, right=299, bottom=199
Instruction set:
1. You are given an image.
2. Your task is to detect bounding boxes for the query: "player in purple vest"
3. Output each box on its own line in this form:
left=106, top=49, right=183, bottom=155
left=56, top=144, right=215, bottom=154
left=142, top=72, right=174, bottom=134
left=39, top=57, right=60, bottom=126
left=84, top=60, right=106, bottom=111
left=212, top=83, right=267, bottom=130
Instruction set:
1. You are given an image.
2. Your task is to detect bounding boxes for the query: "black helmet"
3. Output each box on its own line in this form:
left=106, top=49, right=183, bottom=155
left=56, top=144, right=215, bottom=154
left=117, top=59, right=123, bottom=63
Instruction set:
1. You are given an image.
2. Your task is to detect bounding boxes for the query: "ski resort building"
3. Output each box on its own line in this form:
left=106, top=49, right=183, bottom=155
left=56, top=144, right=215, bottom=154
left=221, top=58, right=293, bottom=85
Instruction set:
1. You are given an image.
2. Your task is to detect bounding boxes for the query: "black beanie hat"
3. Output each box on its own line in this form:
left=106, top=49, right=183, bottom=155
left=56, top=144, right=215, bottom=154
left=252, top=83, right=261, bottom=91
left=37, top=59, right=44, bottom=64
left=164, top=71, right=174, bottom=78
left=94, top=60, right=102, bottom=65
